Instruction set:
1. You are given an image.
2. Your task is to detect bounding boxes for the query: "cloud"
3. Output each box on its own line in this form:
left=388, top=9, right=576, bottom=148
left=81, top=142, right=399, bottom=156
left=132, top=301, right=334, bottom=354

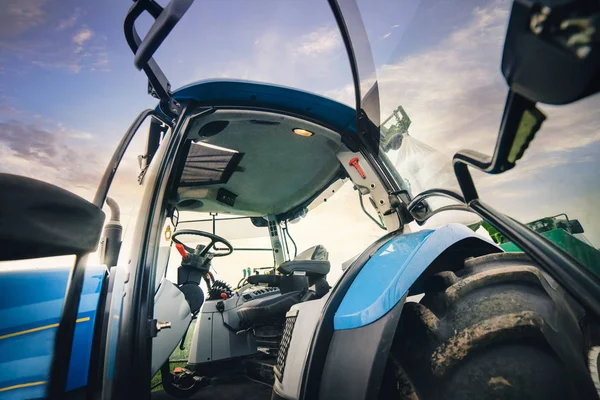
left=188, top=25, right=349, bottom=95
left=0, top=0, right=47, bottom=39
left=73, top=27, right=93, bottom=45
left=0, top=4, right=108, bottom=74
left=382, top=32, right=392, bottom=39
left=6, top=29, right=109, bottom=73
left=67, top=27, right=99, bottom=69
left=533, top=101, right=600, bottom=152
left=57, top=8, right=82, bottom=31
left=293, top=27, right=341, bottom=56
left=0, top=119, right=107, bottom=196
left=0, top=96, right=154, bottom=218
left=0, top=99, right=22, bottom=116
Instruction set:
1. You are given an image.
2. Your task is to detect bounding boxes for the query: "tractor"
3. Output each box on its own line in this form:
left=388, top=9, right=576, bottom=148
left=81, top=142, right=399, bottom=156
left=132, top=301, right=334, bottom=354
left=481, top=214, right=600, bottom=278
left=1, top=1, right=599, bottom=399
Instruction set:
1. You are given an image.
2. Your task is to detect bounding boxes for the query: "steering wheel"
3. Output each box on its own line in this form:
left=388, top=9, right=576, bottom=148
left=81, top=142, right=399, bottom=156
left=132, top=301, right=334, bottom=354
left=172, top=229, right=233, bottom=257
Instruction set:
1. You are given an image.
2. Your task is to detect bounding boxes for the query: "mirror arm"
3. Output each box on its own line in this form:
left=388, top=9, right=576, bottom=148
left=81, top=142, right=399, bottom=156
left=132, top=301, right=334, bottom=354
left=412, top=205, right=474, bottom=224
left=407, top=188, right=465, bottom=212
left=452, top=90, right=546, bottom=202
left=454, top=90, right=545, bottom=173
left=124, top=0, right=191, bottom=119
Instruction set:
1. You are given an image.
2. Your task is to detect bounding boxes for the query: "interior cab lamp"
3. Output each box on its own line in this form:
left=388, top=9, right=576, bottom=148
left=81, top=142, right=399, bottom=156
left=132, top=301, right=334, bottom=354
left=292, top=128, right=314, bottom=137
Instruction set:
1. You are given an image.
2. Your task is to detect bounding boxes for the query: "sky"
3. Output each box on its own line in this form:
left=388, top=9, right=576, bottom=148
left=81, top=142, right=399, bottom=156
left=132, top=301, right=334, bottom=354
left=1, top=0, right=599, bottom=278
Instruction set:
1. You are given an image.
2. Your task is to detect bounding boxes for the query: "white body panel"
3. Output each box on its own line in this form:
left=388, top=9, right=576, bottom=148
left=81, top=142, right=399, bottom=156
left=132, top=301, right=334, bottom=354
left=188, top=292, right=263, bottom=365
left=273, top=294, right=329, bottom=400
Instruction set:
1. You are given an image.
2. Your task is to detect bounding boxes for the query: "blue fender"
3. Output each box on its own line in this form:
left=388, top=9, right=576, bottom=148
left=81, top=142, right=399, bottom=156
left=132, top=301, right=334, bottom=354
left=334, top=224, right=501, bottom=330
left=0, top=264, right=106, bottom=399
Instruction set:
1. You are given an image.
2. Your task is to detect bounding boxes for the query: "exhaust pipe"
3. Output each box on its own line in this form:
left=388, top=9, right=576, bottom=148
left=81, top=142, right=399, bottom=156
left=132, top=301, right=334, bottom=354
left=99, top=197, right=122, bottom=267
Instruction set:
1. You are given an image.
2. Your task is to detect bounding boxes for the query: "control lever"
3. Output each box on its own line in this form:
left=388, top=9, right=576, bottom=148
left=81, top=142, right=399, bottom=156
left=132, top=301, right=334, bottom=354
left=175, top=243, right=188, bottom=259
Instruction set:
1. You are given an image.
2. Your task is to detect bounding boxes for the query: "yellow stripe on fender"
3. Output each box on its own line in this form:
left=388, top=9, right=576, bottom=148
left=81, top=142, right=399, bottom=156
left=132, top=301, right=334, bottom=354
left=0, top=380, right=47, bottom=393
left=0, top=317, right=90, bottom=341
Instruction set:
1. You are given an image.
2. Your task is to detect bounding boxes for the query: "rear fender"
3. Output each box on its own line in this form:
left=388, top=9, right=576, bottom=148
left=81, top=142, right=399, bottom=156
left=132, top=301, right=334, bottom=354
left=307, top=224, right=501, bottom=400
left=334, top=224, right=500, bottom=330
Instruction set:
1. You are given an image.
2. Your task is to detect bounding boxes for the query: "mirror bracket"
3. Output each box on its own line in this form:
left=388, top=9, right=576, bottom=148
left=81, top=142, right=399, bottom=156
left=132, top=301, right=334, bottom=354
left=453, top=90, right=546, bottom=192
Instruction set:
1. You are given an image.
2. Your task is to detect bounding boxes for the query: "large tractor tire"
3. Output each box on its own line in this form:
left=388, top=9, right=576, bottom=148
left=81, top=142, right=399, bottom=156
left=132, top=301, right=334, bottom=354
left=380, top=253, right=598, bottom=400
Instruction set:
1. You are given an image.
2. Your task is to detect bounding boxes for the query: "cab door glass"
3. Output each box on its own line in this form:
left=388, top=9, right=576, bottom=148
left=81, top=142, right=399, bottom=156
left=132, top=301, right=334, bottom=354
left=96, top=117, right=171, bottom=267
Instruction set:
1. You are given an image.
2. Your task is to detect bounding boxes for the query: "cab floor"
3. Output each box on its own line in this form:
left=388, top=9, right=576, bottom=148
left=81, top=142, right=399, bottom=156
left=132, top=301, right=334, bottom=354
left=151, top=375, right=273, bottom=400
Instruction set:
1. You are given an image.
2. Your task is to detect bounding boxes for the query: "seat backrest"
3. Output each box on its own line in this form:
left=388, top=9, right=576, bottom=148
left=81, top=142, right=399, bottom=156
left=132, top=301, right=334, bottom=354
left=277, top=245, right=330, bottom=276
left=294, top=244, right=328, bottom=261
left=277, top=259, right=330, bottom=276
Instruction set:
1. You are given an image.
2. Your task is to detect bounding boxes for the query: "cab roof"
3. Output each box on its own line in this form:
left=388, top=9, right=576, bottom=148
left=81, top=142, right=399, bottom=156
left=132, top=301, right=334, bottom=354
left=169, top=80, right=355, bottom=217
left=167, top=79, right=357, bottom=135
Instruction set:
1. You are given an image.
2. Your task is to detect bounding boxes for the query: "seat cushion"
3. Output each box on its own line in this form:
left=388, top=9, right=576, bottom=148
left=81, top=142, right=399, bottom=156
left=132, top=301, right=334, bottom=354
left=277, top=260, right=330, bottom=276
left=237, top=290, right=303, bottom=326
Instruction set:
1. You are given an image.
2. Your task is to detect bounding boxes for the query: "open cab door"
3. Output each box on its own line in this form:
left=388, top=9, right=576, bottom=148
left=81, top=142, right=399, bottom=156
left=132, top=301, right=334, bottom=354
left=332, top=0, right=600, bottom=316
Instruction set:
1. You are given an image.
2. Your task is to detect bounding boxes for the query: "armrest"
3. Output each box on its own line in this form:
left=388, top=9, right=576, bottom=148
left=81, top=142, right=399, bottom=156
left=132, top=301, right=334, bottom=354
left=247, top=274, right=281, bottom=286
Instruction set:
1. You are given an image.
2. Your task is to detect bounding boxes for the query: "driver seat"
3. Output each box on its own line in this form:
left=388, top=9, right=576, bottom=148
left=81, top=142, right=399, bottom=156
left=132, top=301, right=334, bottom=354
left=277, top=244, right=330, bottom=276
left=236, top=245, right=330, bottom=327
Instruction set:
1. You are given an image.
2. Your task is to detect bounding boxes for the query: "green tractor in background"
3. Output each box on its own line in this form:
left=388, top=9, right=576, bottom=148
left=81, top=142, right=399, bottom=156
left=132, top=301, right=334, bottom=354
left=480, top=214, right=600, bottom=278
left=380, top=106, right=411, bottom=152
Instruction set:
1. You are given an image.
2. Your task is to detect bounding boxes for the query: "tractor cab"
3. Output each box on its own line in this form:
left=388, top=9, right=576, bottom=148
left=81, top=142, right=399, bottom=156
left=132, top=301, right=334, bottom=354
left=141, top=80, right=405, bottom=396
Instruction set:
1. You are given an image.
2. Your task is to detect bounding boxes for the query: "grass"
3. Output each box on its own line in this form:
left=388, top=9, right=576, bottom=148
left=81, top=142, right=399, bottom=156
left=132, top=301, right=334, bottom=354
left=151, top=323, right=196, bottom=392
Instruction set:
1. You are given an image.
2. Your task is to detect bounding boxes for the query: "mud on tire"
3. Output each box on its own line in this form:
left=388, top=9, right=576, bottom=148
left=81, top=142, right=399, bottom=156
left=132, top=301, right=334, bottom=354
left=380, top=253, right=598, bottom=400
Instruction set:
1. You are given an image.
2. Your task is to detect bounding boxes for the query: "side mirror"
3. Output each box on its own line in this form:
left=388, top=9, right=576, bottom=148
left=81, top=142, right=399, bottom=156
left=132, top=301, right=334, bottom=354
left=0, top=174, right=105, bottom=261
left=454, top=1, right=600, bottom=183
left=502, top=1, right=600, bottom=104
left=569, top=219, right=585, bottom=234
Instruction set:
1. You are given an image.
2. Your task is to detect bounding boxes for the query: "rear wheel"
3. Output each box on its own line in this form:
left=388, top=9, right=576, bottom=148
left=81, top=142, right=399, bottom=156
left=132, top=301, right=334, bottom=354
left=380, top=253, right=598, bottom=400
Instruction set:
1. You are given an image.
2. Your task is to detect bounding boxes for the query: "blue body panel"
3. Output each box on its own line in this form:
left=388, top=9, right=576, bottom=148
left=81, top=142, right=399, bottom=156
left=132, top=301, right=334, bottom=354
left=104, top=266, right=126, bottom=382
left=0, top=264, right=106, bottom=399
left=169, top=79, right=357, bottom=134
left=334, top=224, right=500, bottom=330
